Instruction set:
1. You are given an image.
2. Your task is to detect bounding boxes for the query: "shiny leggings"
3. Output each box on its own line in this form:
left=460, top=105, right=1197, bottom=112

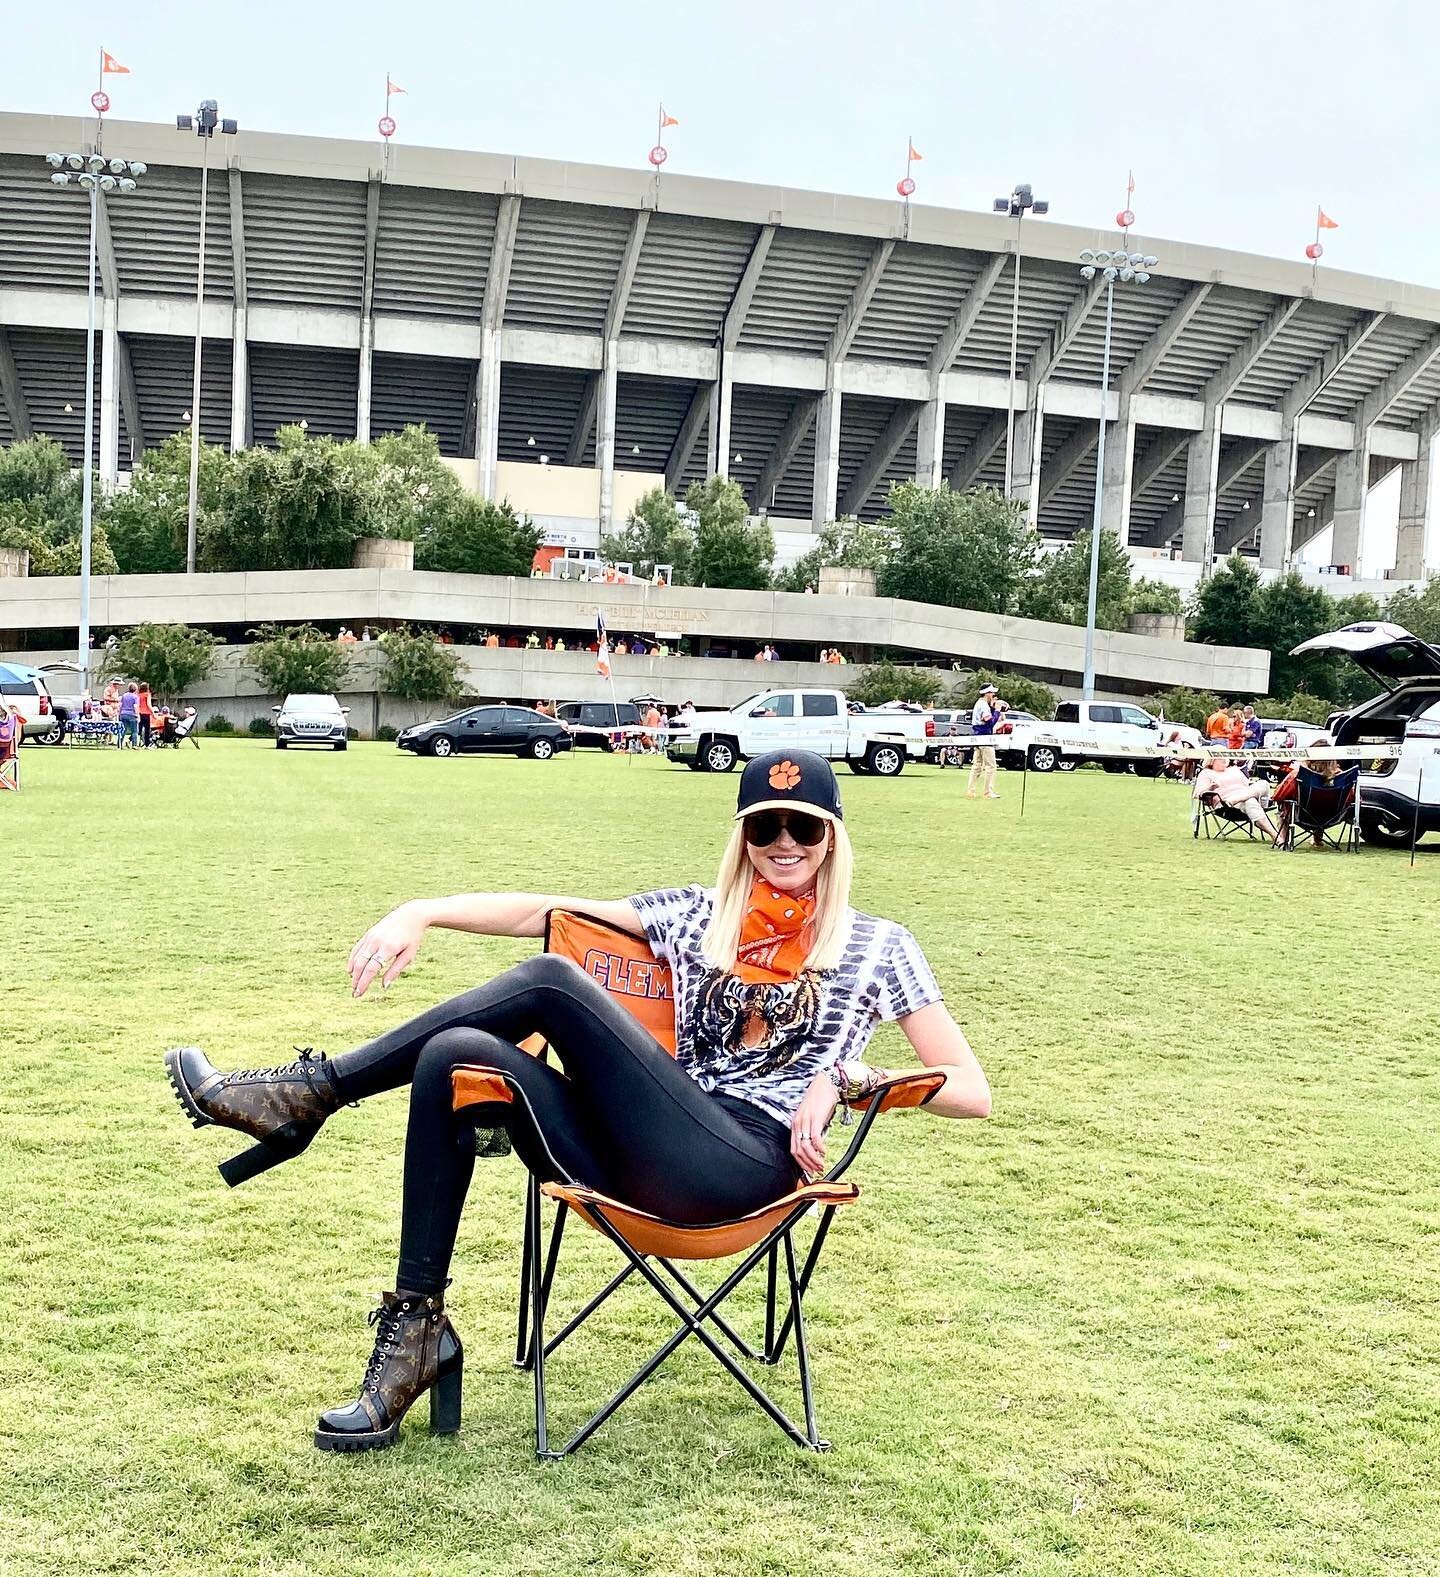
left=327, top=954, right=796, bottom=1296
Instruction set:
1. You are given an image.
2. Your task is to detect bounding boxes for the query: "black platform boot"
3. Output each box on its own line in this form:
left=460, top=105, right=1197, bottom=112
left=314, top=1290, right=464, bottom=1453
left=164, top=1045, right=349, bottom=1186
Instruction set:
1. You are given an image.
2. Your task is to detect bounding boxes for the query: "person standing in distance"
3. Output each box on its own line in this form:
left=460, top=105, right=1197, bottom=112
left=966, top=684, right=1003, bottom=801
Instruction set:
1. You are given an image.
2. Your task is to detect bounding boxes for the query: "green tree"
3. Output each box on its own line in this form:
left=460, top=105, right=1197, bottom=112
left=1140, top=686, right=1223, bottom=731
left=774, top=516, right=892, bottom=593
left=105, top=430, right=231, bottom=575
left=379, top=627, right=464, bottom=703
left=1252, top=572, right=1349, bottom=698
left=948, top=667, right=1056, bottom=720
left=0, top=436, right=105, bottom=574
left=1253, top=692, right=1334, bottom=726
left=0, top=500, right=118, bottom=576
left=878, top=483, right=1038, bottom=615
left=687, top=478, right=774, bottom=589
left=1128, top=577, right=1185, bottom=616
left=1187, top=554, right=1262, bottom=649
left=364, top=424, right=466, bottom=542
left=249, top=624, right=350, bottom=697
left=1022, top=529, right=1133, bottom=629
left=1385, top=576, right=1440, bottom=644
left=415, top=495, right=541, bottom=577
left=0, top=435, right=72, bottom=505
left=602, top=486, right=696, bottom=584
left=203, top=427, right=369, bottom=571
left=103, top=623, right=216, bottom=696
left=846, top=661, right=943, bottom=707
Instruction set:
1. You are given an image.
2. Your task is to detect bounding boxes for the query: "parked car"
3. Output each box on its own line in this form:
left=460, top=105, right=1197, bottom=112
left=555, top=700, right=643, bottom=749
left=922, top=709, right=966, bottom=764
left=1004, top=699, right=1169, bottom=776
left=398, top=704, right=574, bottom=760
left=0, top=662, right=64, bottom=744
left=665, top=687, right=927, bottom=776
left=273, top=693, right=350, bottom=750
left=1291, top=621, right=1440, bottom=847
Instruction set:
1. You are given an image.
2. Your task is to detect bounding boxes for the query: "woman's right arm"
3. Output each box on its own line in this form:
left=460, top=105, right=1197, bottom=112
left=349, top=893, right=645, bottom=997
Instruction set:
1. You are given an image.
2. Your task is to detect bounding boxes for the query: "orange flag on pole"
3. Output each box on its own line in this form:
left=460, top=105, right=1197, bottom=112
left=1317, top=208, right=1339, bottom=230
left=908, top=141, right=923, bottom=162
left=101, top=50, right=129, bottom=74
left=660, top=106, right=679, bottom=128
left=387, top=77, right=407, bottom=96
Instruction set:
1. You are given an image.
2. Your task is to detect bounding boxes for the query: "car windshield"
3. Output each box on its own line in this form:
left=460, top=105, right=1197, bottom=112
left=285, top=695, right=340, bottom=713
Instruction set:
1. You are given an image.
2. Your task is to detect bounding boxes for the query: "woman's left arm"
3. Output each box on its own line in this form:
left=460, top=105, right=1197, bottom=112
left=891, top=1002, right=991, bottom=1119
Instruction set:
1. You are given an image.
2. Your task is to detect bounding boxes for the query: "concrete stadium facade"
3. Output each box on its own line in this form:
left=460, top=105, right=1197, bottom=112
left=1, top=110, right=1435, bottom=591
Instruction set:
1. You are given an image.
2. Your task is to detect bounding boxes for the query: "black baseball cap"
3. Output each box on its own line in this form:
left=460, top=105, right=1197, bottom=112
left=735, top=749, right=844, bottom=823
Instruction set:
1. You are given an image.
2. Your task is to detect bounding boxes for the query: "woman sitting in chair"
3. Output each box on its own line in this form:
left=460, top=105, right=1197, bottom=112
left=165, top=749, right=990, bottom=1454
left=1193, top=753, right=1280, bottom=841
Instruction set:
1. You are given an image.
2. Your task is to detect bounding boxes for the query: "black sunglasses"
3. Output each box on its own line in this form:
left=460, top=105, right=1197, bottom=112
left=743, top=809, right=828, bottom=847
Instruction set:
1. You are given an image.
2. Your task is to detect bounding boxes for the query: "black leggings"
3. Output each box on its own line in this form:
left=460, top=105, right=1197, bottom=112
left=327, top=954, right=797, bottom=1296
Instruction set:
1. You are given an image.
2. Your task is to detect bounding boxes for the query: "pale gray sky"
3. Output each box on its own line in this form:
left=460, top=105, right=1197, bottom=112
left=8, top=0, right=1437, bottom=289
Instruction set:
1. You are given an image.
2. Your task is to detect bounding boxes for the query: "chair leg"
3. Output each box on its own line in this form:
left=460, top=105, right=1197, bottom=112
left=529, top=1179, right=550, bottom=1459
left=656, top=1259, right=766, bottom=1362
left=515, top=1176, right=537, bottom=1368
left=769, top=1207, right=837, bottom=1364
left=783, top=1229, right=829, bottom=1451
left=764, top=1242, right=779, bottom=1362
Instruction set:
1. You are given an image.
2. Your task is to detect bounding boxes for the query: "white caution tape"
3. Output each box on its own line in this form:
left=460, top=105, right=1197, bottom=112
left=1022, top=733, right=1401, bottom=763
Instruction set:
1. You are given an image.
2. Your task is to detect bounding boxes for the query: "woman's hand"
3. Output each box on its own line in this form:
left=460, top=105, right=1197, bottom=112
left=790, top=1072, right=841, bottom=1178
left=349, top=902, right=430, bottom=998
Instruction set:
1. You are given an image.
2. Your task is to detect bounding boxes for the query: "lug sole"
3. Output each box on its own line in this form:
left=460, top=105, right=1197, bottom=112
left=164, top=1048, right=212, bottom=1130
left=314, top=1420, right=401, bottom=1452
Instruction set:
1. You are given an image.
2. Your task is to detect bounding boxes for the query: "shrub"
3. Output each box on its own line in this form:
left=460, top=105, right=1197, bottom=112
left=103, top=622, right=217, bottom=696
left=847, top=661, right=942, bottom=708
left=379, top=627, right=463, bottom=703
left=948, top=668, right=1056, bottom=720
left=204, top=714, right=236, bottom=735
left=376, top=724, right=399, bottom=742
left=1128, top=578, right=1185, bottom=617
left=249, top=624, right=350, bottom=698
left=247, top=716, right=274, bottom=737
left=1254, top=692, right=1335, bottom=726
left=1141, top=686, right=1222, bottom=732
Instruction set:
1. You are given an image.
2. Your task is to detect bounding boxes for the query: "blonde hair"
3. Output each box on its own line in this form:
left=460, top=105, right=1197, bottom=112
left=700, top=818, right=854, bottom=974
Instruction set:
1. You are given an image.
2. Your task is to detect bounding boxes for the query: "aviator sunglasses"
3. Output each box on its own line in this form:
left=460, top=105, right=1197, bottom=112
left=743, top=809, right=828, bottom=847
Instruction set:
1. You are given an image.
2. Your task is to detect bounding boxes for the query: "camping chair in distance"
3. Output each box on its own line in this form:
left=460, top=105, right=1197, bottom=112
left=1192, top=790, right=1259, bottom=842
left=166, top=710, right=200, bottom=749
left=1276, top=765, right=1360, bottom=853
left=450, top=909, right=944, bottom=1460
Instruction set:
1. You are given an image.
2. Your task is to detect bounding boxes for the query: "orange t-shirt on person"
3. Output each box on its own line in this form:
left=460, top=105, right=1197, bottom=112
left=1205, top=710, right=1230, bottom=740
left=1226, top=717, right=1245, bottom=750
left=485, top=633, right=500, bottom=649
left=137, top=689, right=153, bottom=718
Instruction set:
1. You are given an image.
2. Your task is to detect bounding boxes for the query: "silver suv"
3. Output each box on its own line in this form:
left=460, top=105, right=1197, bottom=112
left=273, top=693, right=350, bottom=751
left=0, top=662, right=64, bottom=744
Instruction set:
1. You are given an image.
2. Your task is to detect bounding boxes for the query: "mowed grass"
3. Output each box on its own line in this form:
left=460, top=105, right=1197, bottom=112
left=3, top=741, right=1439, bottom=1577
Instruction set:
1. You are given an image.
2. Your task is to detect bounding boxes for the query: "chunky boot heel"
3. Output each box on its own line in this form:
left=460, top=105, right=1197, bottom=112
left=429, top=1361, right=463, bottom=1435
left=315, top=1292, right=463, bottom=1453
left=165, top=1044, right=349, bottom=1186
left=216, top=1122, right=318, bottom=1187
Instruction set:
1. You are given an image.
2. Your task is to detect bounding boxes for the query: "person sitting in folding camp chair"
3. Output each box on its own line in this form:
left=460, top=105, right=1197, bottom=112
left=1192, top=755, right=1279, bottom=842
left=1273, top=747, right=1359, bottom=851
left=165, top=749, right=991, bottom=1455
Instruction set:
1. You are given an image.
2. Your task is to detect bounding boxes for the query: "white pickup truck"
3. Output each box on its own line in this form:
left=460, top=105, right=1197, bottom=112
left=666, top=688, right=928, bottom=776
left=1003, top=699, right=1181, bottom=776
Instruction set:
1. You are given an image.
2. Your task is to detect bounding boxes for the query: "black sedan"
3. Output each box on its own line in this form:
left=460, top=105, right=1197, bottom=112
left=397, top=705, right=573, bottom=761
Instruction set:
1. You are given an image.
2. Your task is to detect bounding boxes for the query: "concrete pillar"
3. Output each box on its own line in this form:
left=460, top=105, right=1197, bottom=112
left=1010, top=395, right=1044, bottom=524
left=98, top=296, right=120, bottom=485
left=1395, top=438, right=1432, bottom=581
left=475, top=327, right=502, bottom=501
left=1330, top=434, right=1371, bottom=572
left=356, top=316, right=373, bottom=445
left=1259, top=428, right=1296, bottom=570
left=915, top=398, right=944, bottom=488
left=713, top=374, right=734, bottom=480
left=1181, top=417, right=1221, bottom=564
left=230, top=313, right=250, bottom=451
left=812, top=375, right=842, bottom=527
left=597, top=348, right=618, bottom=531
left=1098, top=410, right=1138, bottom=544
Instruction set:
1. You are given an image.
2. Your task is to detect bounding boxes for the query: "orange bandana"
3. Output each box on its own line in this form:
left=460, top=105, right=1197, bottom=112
left=736, top=876, right=814, bottom=984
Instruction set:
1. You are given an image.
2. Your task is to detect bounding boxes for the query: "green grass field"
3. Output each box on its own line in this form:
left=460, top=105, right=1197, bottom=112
left=4, top=741, right=1438, bottom=1576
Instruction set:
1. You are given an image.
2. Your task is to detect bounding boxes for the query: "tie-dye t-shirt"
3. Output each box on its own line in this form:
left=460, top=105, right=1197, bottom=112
left=628, top=885, right=943, bottom=1127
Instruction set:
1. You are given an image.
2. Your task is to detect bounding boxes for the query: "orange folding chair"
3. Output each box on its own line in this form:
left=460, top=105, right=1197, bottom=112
left=451, top=909, right=944, bottom=1459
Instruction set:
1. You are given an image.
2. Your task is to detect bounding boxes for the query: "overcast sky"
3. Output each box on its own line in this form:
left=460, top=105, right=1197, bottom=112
left=8, top=0, right=1437, bottom=289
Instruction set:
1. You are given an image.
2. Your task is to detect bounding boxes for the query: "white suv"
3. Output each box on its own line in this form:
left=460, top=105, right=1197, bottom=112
left=274, top=693, right=350, bottom=751
left=0, top=662, right=65, bottom=744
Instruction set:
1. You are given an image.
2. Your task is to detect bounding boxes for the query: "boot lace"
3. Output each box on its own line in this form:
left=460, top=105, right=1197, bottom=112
left=230, top=1048, right=328, bottom=1089
left=362, top=1301, right=407, bottom=1393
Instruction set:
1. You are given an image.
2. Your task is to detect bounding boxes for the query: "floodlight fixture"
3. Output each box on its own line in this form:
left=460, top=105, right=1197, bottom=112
left=46, top=152, right=63, bottom=168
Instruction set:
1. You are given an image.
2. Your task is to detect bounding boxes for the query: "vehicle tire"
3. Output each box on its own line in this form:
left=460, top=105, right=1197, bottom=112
left=1360, top=811, right=1417, bottom=850
left=334, top=741, right=347, bottom=751
left=275, top=739, right=287, bottom=750
left=703, top=737, right=738, bottom=774
left=429, top=735, right=454, bottom=758
left=1056, top=757, right=1079, bottom=773
left=865, top=743, right=905, bottom=777
left=687, top=757, right=707, bottom=771
left=1133, top=760, right=1164, bottom=779
left=848, top=759, right=872, bottom=775
left=528, top=737, right=555, bottom=761
left=599, top=738, right=615, bottom=753
left=1027, top=744, right=1059, bottom=774
left=34, top=718, right=64, bottom=746
left=1102, top=762, right=1128, bottom=775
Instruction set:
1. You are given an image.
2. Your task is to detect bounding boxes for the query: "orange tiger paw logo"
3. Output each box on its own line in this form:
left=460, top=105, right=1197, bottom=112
left=768, top=759, right=801, bottom=791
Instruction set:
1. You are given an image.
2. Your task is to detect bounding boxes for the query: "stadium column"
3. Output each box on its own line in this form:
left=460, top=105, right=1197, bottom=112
left=0, top=329, right=32, bottom=440
left=917, top=253, right=1008, bottom=489
left=476, top=194, right=521, bottom=501
left=715, top=225, right=776, bottom=483
left=1180, top=410, right=1222, bottom=563
left=228, top=167, right=250, bottom=451
left=1009, top=391, right=1044, bottom=522
left=356, top=177, right=380, bottom=444
left=597, top=209, right=650, bottom=532
left=1329, top=429, right=1373, bottom=572
left=1394, top=411, right=1435, bottom=580
left=1259, top=421, right=1297, bottom=569
left=95, top=193, right=121, bottom=485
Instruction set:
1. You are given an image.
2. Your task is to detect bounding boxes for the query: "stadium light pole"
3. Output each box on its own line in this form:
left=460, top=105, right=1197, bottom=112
left=993, top=183, right=1049, bottom=499
left=1077, top=245, right=1157, bottom=698
left=176, top=100, right=238, bottom=573
left=42, top=149, right=147, bottom=696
